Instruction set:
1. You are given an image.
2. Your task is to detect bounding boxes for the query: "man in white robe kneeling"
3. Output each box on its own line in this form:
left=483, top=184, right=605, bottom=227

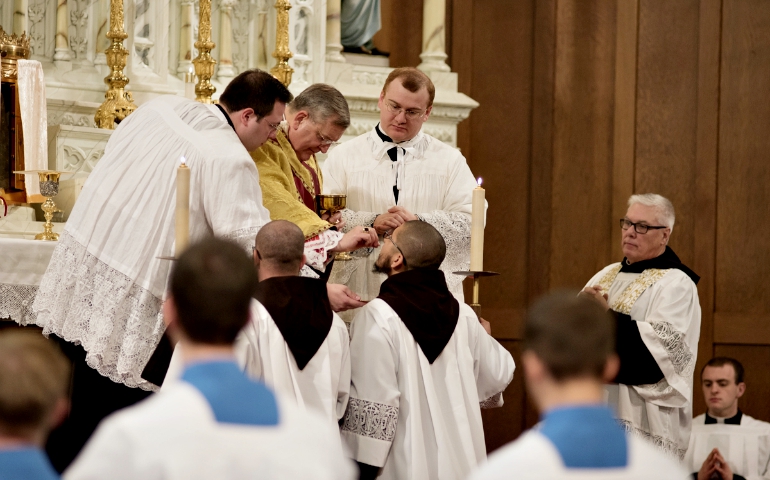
left=581, top=193, right=701, bottom=459
left=236, top=220, right=351, bottom=425
left=470, top=292, right=687, bottom=479
left=341, top=220, right=515, bottom=480
left=685, top=357, right=770, bottom=480
left=65, top=238, right=355, bottom=480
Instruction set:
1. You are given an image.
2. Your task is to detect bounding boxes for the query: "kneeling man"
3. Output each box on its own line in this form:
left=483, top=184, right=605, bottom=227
left=236, top=220, right=351, bottom=425
left=685, top=357, right=770, bottom=480
left=342, top=221, right=515, bottom=480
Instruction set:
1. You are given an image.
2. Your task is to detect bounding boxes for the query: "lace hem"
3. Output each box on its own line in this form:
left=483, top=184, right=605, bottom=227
left=0, top=284, right=38, bottom=325
left=480, top=392, right=503, bottom=409
left=419, top=210, right=471, bottom=294
left=305, top=230, right=343, bottom=271
left=342, top=398, right=399, bottom=442
left=31, top=231, right=163, bottom=391
left=617, top=419, right=686, bottom=460
left=222, top=225, right=263, bottom=253
left=650, top=321, right=695, bottom=377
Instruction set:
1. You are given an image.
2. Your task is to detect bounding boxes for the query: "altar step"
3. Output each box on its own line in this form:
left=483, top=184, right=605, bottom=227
left=341, top=52, right=390, bottom=68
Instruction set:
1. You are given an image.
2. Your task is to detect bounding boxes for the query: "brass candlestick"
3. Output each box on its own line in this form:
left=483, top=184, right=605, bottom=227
left=316, top=194, right=350, bottom=261
left=270, top=0, right=293, bottom=86
left=453, top=270, right=500, bottom=315
left=94, top=0, right=137, bottom=129
left=192, top=0, right=217, bottom=103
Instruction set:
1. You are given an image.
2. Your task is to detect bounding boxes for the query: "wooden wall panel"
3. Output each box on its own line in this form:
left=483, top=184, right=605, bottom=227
left=549, top=0, right=617, bottom=288
left=716, top=0, right=770, bottom=315
left=373, top=0, right=423, bottom=67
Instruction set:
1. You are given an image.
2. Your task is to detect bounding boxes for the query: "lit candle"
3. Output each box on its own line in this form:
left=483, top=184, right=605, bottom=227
left=175, top=157, right=190, bottom=256
left=470, top=177, right=485, bottom=271
left=184, top=66, right=196, bottom=100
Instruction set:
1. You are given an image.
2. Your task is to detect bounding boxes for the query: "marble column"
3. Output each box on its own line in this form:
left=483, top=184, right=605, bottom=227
left=53, top=0, right=72, bottom=61
left=177, top=0, right=195, bottom=76
left=417, top=0, right=450, bottom=72
left=217, top=0, right=238, bottom=80
left=13, top=0, right=28, bottom=35
left=325, top=0, right=344, bottom=62
left=94, top=0, right=110, bottom=64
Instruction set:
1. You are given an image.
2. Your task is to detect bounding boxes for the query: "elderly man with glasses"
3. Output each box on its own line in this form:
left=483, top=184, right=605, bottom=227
left=580, top=193, right=702, bottom=461
left=250, top=83, right=378, bottom=311
left=322, top=67, right=484, bottom=321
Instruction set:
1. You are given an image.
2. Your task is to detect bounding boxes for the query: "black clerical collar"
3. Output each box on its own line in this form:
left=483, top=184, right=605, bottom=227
left=705, top=410, right=743, bottom=425
left=620, top=246, right=700, bottom=285
left=375, top=123, right=394, bottom=143
left=378, top=269, right=459, bottom=364
left=254, top=276, right=333, bottom=370
left=215, top=103, right=236, bottom=132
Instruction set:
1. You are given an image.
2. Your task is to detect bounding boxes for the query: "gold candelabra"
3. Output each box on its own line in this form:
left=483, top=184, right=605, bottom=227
left=94, top=0, right=137, bottom=129
left=270, top=0, right=293, bottom=86
left=192, top=0, right=217, bottom=103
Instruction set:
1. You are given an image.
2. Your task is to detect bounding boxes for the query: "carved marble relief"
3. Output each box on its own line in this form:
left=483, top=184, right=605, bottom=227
left=68, top=0, right=89, bottom=59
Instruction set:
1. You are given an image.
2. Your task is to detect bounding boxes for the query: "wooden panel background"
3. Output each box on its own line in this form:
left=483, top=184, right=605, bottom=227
left=378, top=0, right=770, bottom=452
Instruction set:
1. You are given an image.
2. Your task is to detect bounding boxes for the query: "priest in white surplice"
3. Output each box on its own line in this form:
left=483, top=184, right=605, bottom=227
left=685, top=357, right=770, bottom=480
left=31, top=70, right=376, bottom=470
left=322, top=67, right=484, bottom=309
left=341, top=221, right=514, bottom=480
left=469, top=292, right=688, bottom=480
left=581, top=193, right=701, bottom=460
left=235, top=221, right=350, bottom=425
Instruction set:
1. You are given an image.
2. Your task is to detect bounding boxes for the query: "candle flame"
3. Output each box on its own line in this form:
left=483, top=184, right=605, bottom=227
left=180, top=156, right=186, bottom=166
left=188, top=65, right=194, bottom=75
left=477, top=177, right=482, bottom=186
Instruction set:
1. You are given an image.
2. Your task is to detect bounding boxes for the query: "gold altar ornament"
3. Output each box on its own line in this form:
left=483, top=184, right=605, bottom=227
left=14, top=170, right=62, bottom=241
left=0, top=26, right=30, bottom=81
left=1, top=26, right=31, bottom=203
left=192, top=0, right=217, bottom=103
left=316, top=194, right=350, bottom=261
left=94, top=0, right=138, bottom=129
left=270, top=0, right=294, bottom=86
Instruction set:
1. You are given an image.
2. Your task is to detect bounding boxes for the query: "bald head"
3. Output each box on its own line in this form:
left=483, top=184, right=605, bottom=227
left=254, top=220, right=305, bottom=276
left=396, top=221, right=446, bottom=270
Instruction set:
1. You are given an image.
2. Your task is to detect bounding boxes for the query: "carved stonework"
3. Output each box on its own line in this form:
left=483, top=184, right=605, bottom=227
left=231, top=0, right=249, bottom=74
left=69, top=0, right=89, bottom=59
left=61, top=145, right=104, bottom=173
left=352, top=70, right=389, bottom=86
left=28, top=0, right=46, bottom=55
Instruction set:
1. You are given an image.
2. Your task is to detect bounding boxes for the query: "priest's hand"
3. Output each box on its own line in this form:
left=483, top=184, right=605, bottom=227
left=373, top=212, right=405, bottom=235
left=327, top=283, right=367, bottom=312
left=388, top=206, right=418, bottom=222
left=332, top=226, right=379, bottom=252
left=579, top=285, right=609, bottom=310
left=479, top=317, right=492, bottom=335
left=322, top=211, right=345, bottom=231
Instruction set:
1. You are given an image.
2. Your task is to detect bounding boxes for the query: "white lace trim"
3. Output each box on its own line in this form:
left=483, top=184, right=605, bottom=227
left=31, top=232, right=163, bottom=391
left=304, top=229, right=343, bottom=271
left=650, top=321, right=695, bottom=377
left=0, top=284, right=39, bottom=326
left=480, top=392, right=504, bottom=409
left=222, top=225, right=263, bottom=253
left=340, top=208, right=378, bottom=234
left=342, top=397, right=399, bottom=442
left=420, top=210, right=472, bottom=293
left=617, top=419, right=686, bottom=460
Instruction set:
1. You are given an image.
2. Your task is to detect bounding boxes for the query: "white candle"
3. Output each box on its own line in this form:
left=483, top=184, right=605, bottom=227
left=184, top=66, right=196, bottom=100
left=470, top=177, right=485, bottom=271
left=175, top=157, right=190, bottom=256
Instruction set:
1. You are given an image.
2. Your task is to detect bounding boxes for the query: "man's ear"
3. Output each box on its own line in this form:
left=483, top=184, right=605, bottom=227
left=522, top=350, right=545, bottom=384
left=423, top=105, right=433, bottom=120
left=235, top=108, right=255, bottom=128
left=163, top=296, right=178, bottom=329
left=737, top=382, right=747, bottom=399
left=661, top=228, right=671, bottom=245
left=291, top=110, right=308, bottom=129
left=390, top=252, right=405, bottom=271
left=298, top=254, right=307, bottom=275
left=603, top=354, right=620, bottom=383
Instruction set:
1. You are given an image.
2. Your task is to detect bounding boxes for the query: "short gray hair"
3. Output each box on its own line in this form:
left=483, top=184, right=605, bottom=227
left=628, top=193, right=675, bottom=232
left=288, top=83, right=350, bottom=129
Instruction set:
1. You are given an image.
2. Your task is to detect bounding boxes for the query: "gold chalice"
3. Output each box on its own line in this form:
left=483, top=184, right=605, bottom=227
left=13, top=170, right=62, bottom=241
left=316, top=194, right=351, bottom=261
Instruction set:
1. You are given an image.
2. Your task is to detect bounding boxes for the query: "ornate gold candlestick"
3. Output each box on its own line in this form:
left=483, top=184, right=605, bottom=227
left=192, top=0, right=217, bottom=103
left=316, top=194, right=350, bottom=261
left=270, top=0, right=293, bottom=86
left=94, top=0, right=137, bottom=129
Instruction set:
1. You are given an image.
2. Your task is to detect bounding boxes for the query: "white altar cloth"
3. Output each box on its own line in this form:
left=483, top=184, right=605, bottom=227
left=0, top=237, right=57, bottom=325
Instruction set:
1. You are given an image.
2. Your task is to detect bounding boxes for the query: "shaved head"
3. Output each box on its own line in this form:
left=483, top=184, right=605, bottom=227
left=397, top=221, right=446, bottom=270
left=254, top=220, right=305, bottom=274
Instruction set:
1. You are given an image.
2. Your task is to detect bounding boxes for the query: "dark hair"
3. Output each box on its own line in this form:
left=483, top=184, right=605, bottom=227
left=254, top=220, right=305, bottom=274
left=0, top=330, right=70, bottom=437
left=396, top=220, right=446, bottom=270
left=218, top=69, right=293, bottom=119
left=524, top=291, right=615, bottom=381
left=382, top=67, right=436, bottom=106
left=170, top=237, right=258, bottom=345
left=289, top=83, right=350, bottom=128
left=703, top=357, right=745, bottom=384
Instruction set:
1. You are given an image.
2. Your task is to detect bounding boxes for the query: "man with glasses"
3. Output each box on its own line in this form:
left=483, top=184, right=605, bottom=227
left=322, top=67, right=483, bottom=319
left=342, top=220, right=514, bottom=480
left=580, top=193, right=701, bottom=460
left=250, top=84, right=377, bottom=308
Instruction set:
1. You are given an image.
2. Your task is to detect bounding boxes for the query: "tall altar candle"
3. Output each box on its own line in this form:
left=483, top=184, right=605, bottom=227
left=175, top=157, right=190, bottom=256
left=470, top=177, right=485, bottom=271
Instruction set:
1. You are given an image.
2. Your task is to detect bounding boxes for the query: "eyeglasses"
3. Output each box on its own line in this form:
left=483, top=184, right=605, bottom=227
left=620, top=218, right=668, bottom=234
left=315, top=128, right=340, bottom=147
left=383, top=100, right=426, bottom=120
left=384, top=230, right=407, bottom=267
left=266, top=120, right=281, bottom=132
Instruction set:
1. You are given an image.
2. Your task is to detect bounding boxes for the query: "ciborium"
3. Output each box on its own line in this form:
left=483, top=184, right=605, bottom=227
left=316, top=194, right=350, bottom=261
left=35, top=171, right=61, bottom=241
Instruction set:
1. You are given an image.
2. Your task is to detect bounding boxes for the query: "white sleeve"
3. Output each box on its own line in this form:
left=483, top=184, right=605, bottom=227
left=340, top=306, right=399, bottom=467
left=463, top=306, right=515, bottom=407
left=334, top=316, right=352, bottom=421
left=64, top=422, right=138, bottom=480
left=234, top=308, right=264, bottom=380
